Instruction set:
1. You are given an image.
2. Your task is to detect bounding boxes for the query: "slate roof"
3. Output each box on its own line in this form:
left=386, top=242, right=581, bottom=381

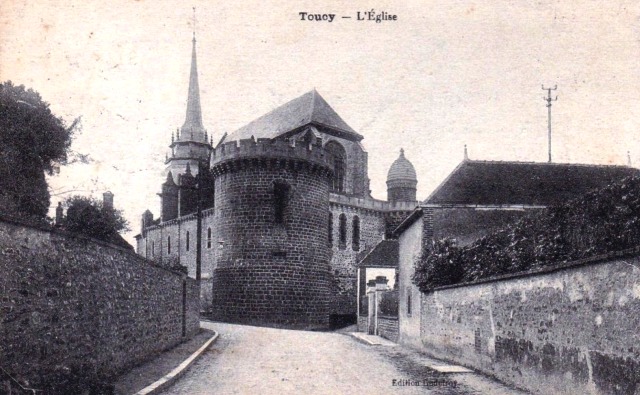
left=222, top=90, right=362, bottom=143
left=425, top=160, right=640, bottom=206
left=358, top=239, right=399, bottom=268
left=387, top=149, right=417, bottom=181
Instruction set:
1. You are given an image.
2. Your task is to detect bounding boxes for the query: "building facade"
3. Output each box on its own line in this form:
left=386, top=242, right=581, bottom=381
left=135, top=38, right=417, bottom=328
left=394, top=158, right=640, bottom=345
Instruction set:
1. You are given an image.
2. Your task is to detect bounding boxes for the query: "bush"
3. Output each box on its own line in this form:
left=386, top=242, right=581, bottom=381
left=378, top=290, right=399, bottom=317
left=62, top=195, right=129, bottom=243
left=413, top=238, right=465, bottom=290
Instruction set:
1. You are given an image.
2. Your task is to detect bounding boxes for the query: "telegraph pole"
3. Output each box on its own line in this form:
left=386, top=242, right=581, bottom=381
left=195, top=162, right=203, bottom=282
left=542, top=85, right=558, bottom=163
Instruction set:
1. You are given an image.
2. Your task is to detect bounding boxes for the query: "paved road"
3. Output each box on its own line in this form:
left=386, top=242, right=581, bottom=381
left=161, top=322, right=526, bottom=395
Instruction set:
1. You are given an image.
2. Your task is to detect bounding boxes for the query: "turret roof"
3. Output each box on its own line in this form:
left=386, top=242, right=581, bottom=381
left=387, top=149, right=417, bottom=181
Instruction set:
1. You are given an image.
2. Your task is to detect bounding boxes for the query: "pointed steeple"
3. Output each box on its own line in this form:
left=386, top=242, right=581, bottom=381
left=164, top=171, right=176, bottom=185
left=180, top=34, right=205, bottom=140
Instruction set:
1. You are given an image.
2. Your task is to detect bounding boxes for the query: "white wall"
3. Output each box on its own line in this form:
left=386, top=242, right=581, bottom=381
left=397, top=216, right=423, bottom=348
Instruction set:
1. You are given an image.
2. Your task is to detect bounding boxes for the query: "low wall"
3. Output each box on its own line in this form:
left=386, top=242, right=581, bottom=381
left=417, top=253, right=640, bottom=395
left=0, top=217, right=200, bottom=391
left=377, top=316, right=399, bottom=342
left=357, top=315, right=368, bottom=332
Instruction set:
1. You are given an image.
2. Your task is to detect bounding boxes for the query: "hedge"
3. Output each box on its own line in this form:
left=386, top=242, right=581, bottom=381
left=413, top=174, right=640, bottom=292
left=378, top=290, right=399, bottom=317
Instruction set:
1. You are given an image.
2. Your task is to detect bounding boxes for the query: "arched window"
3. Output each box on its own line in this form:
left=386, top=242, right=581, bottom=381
left=352, top=215, right=360, bottom=251
left=325, top=141, right=346, bottom=193
left=207, top=228, right=212, bottom=249
left=167, top=236, right=171, bottom=255
left=328, top=213, right=333, bottom=246
left=186, top=231, right=190, bottom=252
left=274, top=181, right=290, bottom=224
left=339, top=213, right=347, bottom=246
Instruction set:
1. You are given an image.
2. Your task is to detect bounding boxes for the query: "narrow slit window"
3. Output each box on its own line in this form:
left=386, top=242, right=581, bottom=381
left=167, top=236, right=171, bottom=255
left=339, top=213, right=347, bottom=245
left=207, top=227, right=212, bottom=249
left=274, top=182, right=290, bottom=224
left=352, top=215, right=360, bottom=251
left=186, top=231, right=190, bottom=252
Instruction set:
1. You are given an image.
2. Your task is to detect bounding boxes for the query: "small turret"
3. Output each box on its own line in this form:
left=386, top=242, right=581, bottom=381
left=160, top=171, right=179, bottom=221
left=141, top=209, right=154, bottom=234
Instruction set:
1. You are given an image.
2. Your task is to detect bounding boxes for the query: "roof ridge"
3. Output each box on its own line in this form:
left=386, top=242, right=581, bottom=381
left=466, top=159, right=632, bottom=169
left=308, top=89, right=317, bottom=123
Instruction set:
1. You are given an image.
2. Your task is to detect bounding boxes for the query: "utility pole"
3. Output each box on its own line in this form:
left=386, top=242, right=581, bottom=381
left=542, top=84, right=558, bottom=163
left=195, top=162, right=202, bottom=283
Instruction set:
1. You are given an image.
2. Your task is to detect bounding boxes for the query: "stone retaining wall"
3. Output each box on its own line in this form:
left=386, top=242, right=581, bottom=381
left=377, top=316, right=399, bottom=342
left=0, top=217, right=200, bottom=390
left=417, top=253, right=640, bottom=395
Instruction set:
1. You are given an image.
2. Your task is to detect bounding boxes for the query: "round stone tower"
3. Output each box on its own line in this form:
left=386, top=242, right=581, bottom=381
left=387, top=148, right=417, bottom=203
left=209, top=137, right=334, bottom=329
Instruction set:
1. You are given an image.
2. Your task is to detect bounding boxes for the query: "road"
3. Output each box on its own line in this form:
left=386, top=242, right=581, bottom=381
left=161, top=321, right=526, bottom=395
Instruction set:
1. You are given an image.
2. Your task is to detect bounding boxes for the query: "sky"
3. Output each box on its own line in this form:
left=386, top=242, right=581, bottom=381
left=1, top=0, right=640, bottom=244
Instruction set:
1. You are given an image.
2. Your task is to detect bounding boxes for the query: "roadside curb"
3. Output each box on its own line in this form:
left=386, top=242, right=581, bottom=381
left=348, top=332, right=396, bottom=346
left=133, top=331, right=219, bottom=395
left=349, top=332, right=376, bottom=346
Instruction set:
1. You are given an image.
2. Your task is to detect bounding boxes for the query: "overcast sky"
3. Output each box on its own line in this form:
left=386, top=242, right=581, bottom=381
left=2, top=0, right=640, bottom=244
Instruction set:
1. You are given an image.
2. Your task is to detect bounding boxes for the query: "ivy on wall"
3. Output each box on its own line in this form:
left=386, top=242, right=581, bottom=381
left=413, top=175, right=640, bottom=292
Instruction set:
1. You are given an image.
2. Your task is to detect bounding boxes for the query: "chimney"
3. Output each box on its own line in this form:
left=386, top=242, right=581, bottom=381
left=55, top=202, right=64, bottom=226
left=103, top=191, right=114, bottom=210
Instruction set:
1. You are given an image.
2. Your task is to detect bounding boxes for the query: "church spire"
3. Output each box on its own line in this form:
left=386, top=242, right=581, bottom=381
left=180, top=31, right=204, bottom=138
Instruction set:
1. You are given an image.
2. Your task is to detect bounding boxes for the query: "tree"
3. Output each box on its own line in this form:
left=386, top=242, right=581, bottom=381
left=62, top=195, right=130, bottom=244
left=0, top=81, right=76, bottom=218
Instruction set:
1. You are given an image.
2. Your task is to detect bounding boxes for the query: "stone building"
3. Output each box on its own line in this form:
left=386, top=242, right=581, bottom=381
left=134, top=37, right=417, bottom=328
left=393, top=158, right=640, bottom=346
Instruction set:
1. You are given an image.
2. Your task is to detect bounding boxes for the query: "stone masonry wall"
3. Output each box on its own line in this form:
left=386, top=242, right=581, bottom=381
left=377, top=316, right=399, bottom=343
left=137, top=209, right=219, bottom=310
left=323, top=135, right=369, bottom=198
left=418, top=254, right=640, bottom=395
left=209, top=160, right=333, bottom=329
left=0, top=218, right=200, bottom=389
left=329, top=204, right=386, bottom=316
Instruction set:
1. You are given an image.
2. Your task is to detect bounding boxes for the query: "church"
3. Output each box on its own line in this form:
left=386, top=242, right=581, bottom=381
left=135, top=36, right=639, bottom=330
left=134, top=36, right=417, bottom=328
